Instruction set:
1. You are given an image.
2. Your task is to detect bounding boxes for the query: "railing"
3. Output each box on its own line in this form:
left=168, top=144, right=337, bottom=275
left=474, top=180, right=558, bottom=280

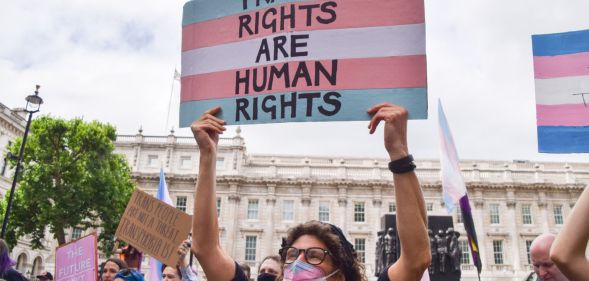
left=489, top=264, right=513, bottom=272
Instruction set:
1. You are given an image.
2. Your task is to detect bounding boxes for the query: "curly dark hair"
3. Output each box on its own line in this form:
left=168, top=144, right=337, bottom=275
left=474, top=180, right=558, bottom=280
left=281, top=221, right=367, bottom=281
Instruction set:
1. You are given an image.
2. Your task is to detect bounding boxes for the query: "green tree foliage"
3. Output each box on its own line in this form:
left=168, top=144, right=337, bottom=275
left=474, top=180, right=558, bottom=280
left=3, top=116, right=134, bottom=254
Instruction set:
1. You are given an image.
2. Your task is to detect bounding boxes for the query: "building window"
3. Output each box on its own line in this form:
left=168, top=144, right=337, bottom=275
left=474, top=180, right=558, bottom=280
left=176, top=196, right=187, bottom=212
left=456, top=206, right=463, bottom=224
left=553, top=205, right=564, bottom=225
left=180, top=156, right=192, bottom=169
left=71, top=228, right=83, bottom=240
left=493, top=240, right=504, bottom=264
left=319, top=202, right=330, bottom=222
left=247, top=199, right=259, bottom=220
left=489, top=204, right=500, bottom=224
left=354, top=202, right=365, bottom=222
left=282, top=200, right=294, bottom=221
left=459, top=240, right=470, bottom=264
left=426, top=202, right=433, bottom=212
left=245, top=236, right=257, bottom=261
left=389, top=203, right=396, bottom=213
left=526, top=240, right=533, bottom=264
left=147, top=155, right=159, bottom=167
left=216, top=157, right=225, bottom=170
left=217, top=198, right=221, bottom=218
left=522, top=204, right=533, bottom=225
left=354, top=238, right=366, bottom=263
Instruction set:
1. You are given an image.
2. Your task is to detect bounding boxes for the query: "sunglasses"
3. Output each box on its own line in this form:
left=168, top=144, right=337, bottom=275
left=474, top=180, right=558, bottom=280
left=281, top=247, right=331, bottom=265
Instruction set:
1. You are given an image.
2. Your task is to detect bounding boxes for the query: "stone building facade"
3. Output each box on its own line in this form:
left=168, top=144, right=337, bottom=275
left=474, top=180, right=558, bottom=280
left=113, top=130, right=587, bottom=281
left=0, top=102, right=54, bottom=280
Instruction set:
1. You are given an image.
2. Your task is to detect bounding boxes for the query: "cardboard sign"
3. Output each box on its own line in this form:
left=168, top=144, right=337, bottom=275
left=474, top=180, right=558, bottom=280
left=115, top=189, right=192, bottom=266
left=55, top=233, right=98, bottom=281
left=179, top=0, right=428, bottom=126
left=532, top=28, right=589, bottom=153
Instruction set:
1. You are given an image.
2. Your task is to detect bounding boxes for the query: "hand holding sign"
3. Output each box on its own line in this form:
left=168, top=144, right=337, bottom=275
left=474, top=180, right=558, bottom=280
left=368, top=103, right=409, bottom=161
left=190, top=107, right=226, bottom=154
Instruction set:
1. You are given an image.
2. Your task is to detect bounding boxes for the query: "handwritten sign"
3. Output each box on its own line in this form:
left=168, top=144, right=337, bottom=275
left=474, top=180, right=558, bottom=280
left=115, top=189, right=192, bottom=266
left=55, top=233, right=97, bottom=281
left=179, top=0, right=427, bottom=126
left=532, top=28, right=589, bottom=153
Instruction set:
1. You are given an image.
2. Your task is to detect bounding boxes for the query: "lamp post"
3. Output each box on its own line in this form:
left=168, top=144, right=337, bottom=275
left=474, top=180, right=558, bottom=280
left=1, top=85, right=43, bottom=238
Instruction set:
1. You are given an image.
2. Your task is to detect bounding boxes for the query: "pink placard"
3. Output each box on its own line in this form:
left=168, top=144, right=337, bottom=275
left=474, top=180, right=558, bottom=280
left=55, top=233, right=98, bottom=281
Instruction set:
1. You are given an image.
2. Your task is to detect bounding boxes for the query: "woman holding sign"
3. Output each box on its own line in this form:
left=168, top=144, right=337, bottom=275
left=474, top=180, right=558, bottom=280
left=190, top=103, right=430, bottom=281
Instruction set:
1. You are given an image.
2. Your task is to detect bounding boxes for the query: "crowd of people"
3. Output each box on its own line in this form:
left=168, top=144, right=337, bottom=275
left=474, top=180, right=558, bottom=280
left=1, top=103, right=588, bottom=281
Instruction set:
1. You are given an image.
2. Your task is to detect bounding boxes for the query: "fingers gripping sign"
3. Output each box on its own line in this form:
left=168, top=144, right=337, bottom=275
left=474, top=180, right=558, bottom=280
left=367, top=103, right=409, bottom=161
left=190, top=107, right=226, bottom=153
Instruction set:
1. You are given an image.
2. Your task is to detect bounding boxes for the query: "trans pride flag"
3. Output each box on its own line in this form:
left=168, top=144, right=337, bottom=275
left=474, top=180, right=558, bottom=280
left=532, top=28, right=589, bottom=153
left=438, top=100, right=482, bottom=276
left=180, top=0, right=427, bottom=126
left=149, top=168, right=174, bottom=281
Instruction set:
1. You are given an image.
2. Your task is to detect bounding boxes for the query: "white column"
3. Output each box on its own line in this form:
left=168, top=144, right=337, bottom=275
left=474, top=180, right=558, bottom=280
left=538, top=192, right=549, bottom=233
left=264, top=196, right=276, bottom=258
left=338, top=185, right=348, bottom=231
left=506, top=194, right=521, bottom=272
left=227, top=183, right=240, bottom=257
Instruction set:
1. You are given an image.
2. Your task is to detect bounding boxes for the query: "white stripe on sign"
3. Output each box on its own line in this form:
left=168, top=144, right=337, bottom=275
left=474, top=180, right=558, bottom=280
left=181, top=23, right=425, bottom=76
left=535, top=75, right=589, bottom=105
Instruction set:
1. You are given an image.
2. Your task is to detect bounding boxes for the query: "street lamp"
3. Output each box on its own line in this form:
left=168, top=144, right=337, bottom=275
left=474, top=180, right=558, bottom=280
left=1, top=85, right=43, bottom=238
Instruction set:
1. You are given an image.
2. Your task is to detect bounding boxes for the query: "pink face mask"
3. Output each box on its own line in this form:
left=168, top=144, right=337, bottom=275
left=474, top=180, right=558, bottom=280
left=283, top=260, right=339, bottom=281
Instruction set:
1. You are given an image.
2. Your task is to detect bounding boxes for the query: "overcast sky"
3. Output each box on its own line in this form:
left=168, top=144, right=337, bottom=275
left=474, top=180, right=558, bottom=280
left=2, top=0, right=589, bottom=163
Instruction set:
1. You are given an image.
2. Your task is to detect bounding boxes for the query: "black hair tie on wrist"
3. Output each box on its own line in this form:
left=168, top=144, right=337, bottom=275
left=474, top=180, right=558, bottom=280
left=388, top=154, right=416, bottom=174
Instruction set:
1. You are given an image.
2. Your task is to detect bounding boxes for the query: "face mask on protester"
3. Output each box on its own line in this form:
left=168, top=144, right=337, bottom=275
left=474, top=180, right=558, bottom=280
left=257, top=273, right=278, bottom=281
left=283, top=259, right=340, bottom=281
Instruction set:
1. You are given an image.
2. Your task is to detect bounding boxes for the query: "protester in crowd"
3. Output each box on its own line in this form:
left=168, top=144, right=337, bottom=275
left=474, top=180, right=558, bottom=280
left=256, top=255, right=280, bottom=281
left=36, top=271, right=53, bottom=281
left=238, top=263, right=250, bottom=281
left=190, top=103, right=430, bottom=281
left=101, top=258, right=128, bottom=281
left=161, top=240, right=198, bottom=281
left=551, top=187, right=589, bottom=280
left=113, top=269, right=144, bottom=281
left=0, top=239, right=27, bottom=281
left=530, top=233, right=569, bottom=281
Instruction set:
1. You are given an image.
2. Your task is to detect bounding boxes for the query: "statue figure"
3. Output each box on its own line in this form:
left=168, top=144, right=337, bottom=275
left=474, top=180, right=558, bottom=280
left=436, top=229, right=449, bottom=273
left=428, top=229, right=437, bottom=275
left=447, top=228, right=462, bottom=272
left=383, top=227, right=395, bottom=266
left=375, top=230, right=384, bottom=275
left=388, top=227, right=397, bottom=263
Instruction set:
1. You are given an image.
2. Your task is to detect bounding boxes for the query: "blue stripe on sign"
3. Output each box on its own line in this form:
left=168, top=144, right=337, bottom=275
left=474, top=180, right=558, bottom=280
left=532, top=29, right=589, bottom=56
left=182, top=0, right=316, bottom=26
left=537, top=125, right=589, bottom=153
left=179, top=88, right=428, bottom=127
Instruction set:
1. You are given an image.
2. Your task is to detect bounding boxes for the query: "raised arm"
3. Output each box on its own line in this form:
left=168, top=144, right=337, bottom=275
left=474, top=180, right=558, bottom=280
left=190, top=107, right=236, bottom=281
left=550, top=187, right=589, bottom=280
left=368, top=103, right=431, bottom=281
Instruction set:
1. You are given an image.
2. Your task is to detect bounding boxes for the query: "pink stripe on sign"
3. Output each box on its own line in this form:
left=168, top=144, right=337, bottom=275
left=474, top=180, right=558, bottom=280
left=534, top=52, right=589, bottom=79
left=537, top=104, right=589, bottom=126
left=181, top=55, right=427, bottom=102
left=182, top=0, right=425, bottom=51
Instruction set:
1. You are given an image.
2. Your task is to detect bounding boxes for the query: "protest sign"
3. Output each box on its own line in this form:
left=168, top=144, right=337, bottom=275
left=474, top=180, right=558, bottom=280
left=532, top=28, right=589, bottom=153
left=180, top=0, right=427, bottom=126
left=115, top=188, right=192, bottom=266
left=55, top=233, right=97, bottom=281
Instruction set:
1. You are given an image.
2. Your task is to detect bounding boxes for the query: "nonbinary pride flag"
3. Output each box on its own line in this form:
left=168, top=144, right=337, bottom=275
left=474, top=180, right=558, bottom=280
left=149, top=168, right=174, bottom=281
left=438, top=100, right=482, bottom=275
left=179, top=0, right=427, bottom=126
left=532, top=28, right=589, bottom=153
